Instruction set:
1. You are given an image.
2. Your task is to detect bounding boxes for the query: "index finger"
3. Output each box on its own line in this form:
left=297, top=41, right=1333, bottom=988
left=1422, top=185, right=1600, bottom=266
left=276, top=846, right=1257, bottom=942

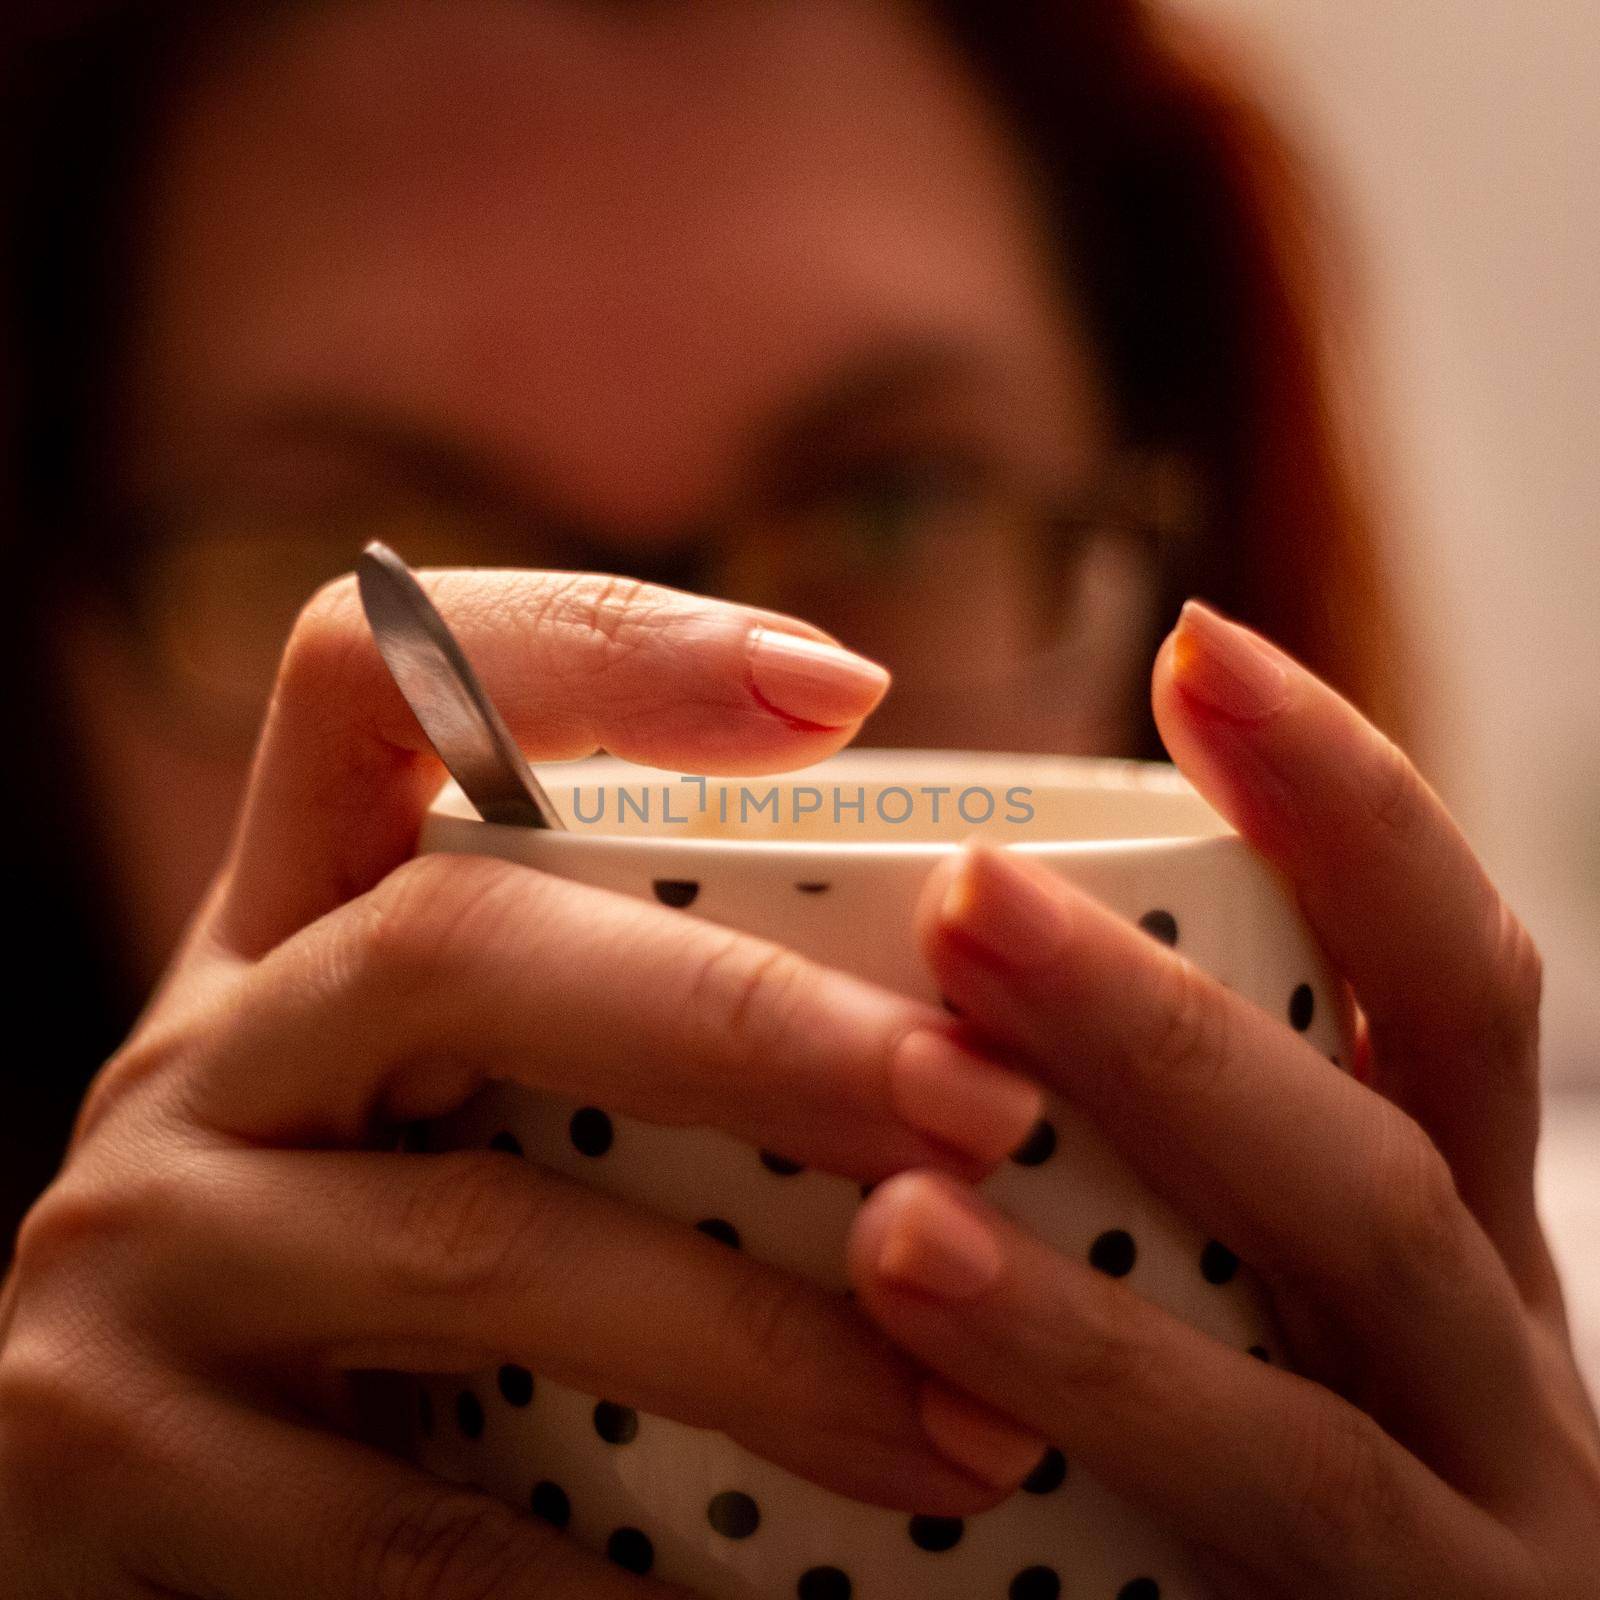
left=1151, top=601, right=1549, bottom=1293
left=210, top=570, right=889, bottom=959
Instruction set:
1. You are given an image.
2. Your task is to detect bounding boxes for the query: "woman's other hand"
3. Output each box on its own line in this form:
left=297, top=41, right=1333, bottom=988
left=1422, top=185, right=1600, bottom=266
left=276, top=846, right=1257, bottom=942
left=0, top=570, right=1049, bottom=1599
left=849, top=600, right=1600, bottom=1599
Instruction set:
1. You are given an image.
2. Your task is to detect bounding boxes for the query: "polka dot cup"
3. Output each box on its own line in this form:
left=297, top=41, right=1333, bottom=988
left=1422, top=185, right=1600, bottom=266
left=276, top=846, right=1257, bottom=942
left=409, top=750, right=1351, bottom=1600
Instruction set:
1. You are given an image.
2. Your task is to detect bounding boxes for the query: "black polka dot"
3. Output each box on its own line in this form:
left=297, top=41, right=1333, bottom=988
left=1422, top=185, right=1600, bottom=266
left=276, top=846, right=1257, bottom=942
left=760, top=1149, right=805, bottom=1176
left=908, top=1515, right=963, bottom=1552
left=1200, top=1241, right=1239, bottom=1285
left=707, top=1489, right=760, bottom=1538
left=796, top=881, right=830, bottom=894
left=797, top=1568, right=852, bottom=1600
left=1089, top=1229, right=1137, bottom=1277
left=1011, top=1118, right=1057, bottom=1167
left=1010, top=1568, right=1061, bottom=1600
left=1248, top=1344, right=1271, bottom=1362
left=488, top=1130, right=523, bottom=1157
left=1118, top=1582, right=1160, bottom=1600
left=569, top=1107, right=613, bottom=1157
left=859, top=1179, right=879, bottom=1200
left=1289, top=983, right=1315, bottom=1031
left=1022, top=1446, right=1067, bottom=1494
left=497, top=1363, right=534, bottom=1406
left=696, top=1218, right=742, bottom=1249
left=652, top=879, right=700, bottom=908
left=454, top=1390, right=484, bottom=1440
left=606, top=1527, right=654, bottom=1574
left=416, top=1386, right=434, bottom=1438
left=529, top=1480, right=570, bottom=1529
left=939, top=993, right=963, bottom=1016
left=593, top=1400, right=638, bottom=1444
left=1138, top=908, right=1179, bottom=946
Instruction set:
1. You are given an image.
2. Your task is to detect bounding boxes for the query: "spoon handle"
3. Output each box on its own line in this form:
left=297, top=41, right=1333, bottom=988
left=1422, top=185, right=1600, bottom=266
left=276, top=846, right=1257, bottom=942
left=356, top=541, right=565, bottom=829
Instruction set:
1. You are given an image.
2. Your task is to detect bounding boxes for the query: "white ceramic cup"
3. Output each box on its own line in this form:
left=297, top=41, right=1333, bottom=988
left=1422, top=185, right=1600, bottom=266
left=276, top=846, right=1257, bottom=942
left=409, top=749, right=1351, bottom=1600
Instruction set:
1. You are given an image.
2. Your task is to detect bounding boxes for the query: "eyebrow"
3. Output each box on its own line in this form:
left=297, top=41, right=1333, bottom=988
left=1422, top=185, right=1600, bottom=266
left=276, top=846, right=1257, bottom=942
left=226, top=335, right=1003, bottom=544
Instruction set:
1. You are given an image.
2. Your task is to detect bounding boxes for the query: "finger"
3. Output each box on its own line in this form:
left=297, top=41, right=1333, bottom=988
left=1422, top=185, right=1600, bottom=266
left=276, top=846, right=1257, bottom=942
left=140, top=1142, right=1033, bottom=1514
left=69, top=1373, right=702, bottom=1599
left=213, top=570, right=890, bottom=958
left=1151, top=601, right=1549, bottom=1294
left=847, top=1172, right=1533, bottom=1600
left=182, top=851, right=1045, bottom=1178
left=920, top=841, right=1543, bottom=1502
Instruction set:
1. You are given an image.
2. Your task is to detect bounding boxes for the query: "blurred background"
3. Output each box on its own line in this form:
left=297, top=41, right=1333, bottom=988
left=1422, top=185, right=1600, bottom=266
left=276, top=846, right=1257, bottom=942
left=1180, top=0, right=1600, bottom=1379
left=1179, top=0, right=1600, bottom=1089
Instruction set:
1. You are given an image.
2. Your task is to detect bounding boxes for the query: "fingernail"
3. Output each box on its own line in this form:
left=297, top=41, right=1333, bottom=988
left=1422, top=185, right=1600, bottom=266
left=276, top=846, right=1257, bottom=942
left=890, top=1031, right=1045, bottom=1165
left=746, top=628, right=890, bottom=729
left=939, top=845, right=1067, bottom=970
left=873, top=1174, right=1004, bottom=1300
left=918, top=1380, right=1050, bottom=1491
left=1170, top=600, right=1289, bottom=724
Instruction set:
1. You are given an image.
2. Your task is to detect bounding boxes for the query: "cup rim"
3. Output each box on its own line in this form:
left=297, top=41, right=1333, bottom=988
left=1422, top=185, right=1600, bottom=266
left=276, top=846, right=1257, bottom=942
left=423, top=748, right=1237, bottom=860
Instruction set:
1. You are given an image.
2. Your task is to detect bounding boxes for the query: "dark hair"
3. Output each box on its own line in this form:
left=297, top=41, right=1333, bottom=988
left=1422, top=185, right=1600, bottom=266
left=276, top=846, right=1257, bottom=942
left=1, top=0, right=1411, bottom=1237
left=3, top=3, right=211, bottom=1235
left=940, top=1, right=1408, bottom=744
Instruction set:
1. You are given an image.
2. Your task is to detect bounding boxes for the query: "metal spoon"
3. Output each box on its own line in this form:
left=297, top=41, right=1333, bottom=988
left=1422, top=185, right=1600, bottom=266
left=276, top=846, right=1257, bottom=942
left=356, top=540, right=565, bottom=828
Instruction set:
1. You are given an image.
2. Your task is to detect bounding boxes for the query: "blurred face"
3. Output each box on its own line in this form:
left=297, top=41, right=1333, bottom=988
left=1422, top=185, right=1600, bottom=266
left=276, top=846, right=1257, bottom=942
left=64, top=0, right=1156, bottom=981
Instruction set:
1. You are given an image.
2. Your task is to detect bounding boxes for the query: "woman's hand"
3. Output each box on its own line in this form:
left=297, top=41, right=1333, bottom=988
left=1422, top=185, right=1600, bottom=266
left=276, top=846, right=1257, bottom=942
left=847, top=600, right=1600, bottom=1599
left=0, top=571, right=1050, bottom=1599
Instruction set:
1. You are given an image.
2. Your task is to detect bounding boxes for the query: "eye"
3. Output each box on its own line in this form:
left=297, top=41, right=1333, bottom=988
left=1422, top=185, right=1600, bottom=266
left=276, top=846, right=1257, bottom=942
left=785, top=451, right=994, bottom=566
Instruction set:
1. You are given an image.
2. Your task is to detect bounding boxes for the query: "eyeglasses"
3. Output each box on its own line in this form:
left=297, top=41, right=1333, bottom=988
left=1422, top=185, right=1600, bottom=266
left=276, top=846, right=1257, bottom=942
left=95, top=450, right=1201, bottom=754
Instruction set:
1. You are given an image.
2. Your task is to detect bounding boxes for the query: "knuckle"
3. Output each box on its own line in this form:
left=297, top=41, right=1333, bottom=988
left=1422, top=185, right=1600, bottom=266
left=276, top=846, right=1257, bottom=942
left=6, top=1146, right=212, bottom=1373
left=718, top=1270, right=827, bottom=1421
left=353, top=1482, right=556, bottom=1600
left=300, top=569, right=363, bottom=631
left=1356, top=729, right=1430, bottom=850
left=1281, top=1401, right=1409, bottom=1567
left=11, top=1164, right=159, bottom=1285
left=1484, top=901, right=1545, bottom=1065
left=11, top=1183, right=99, bottom=1283
left=1040, top=1286, right=1161, bottom=1403
left=1364, top=1115, right=1470, bottom=1289
left=275, top=573, right=365, bottom=699
left=71, top=1017, right=192, bottom=1148
left=682, top=929, right=808, bottom=1059
left=537, top=571, right=670, bottom=687
left=567, top=571, right=662, bottom=658
left=384, top=1151, right=555, bottom=1304
left=358, top=853, right=532, bottom=998
left=0, top=1336, right=131, bottom=1520
left=1138, top=954, right=1227, bottom=1098
left=0, top=1344, right=73, bottom=1497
